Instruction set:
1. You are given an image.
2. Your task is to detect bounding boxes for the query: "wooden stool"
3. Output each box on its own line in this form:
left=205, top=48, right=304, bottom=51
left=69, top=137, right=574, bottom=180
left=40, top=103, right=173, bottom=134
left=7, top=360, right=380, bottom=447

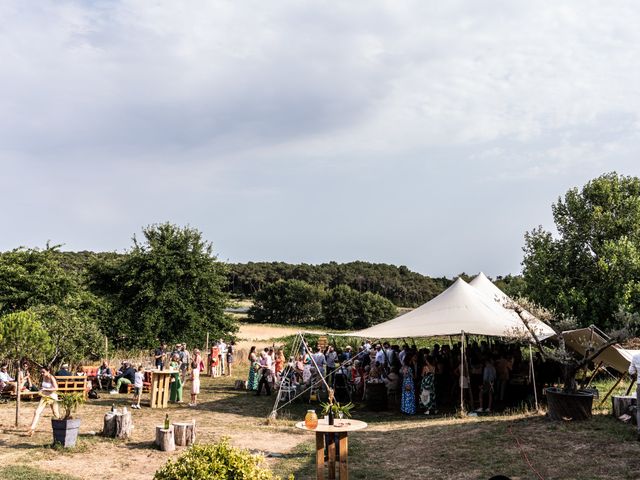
left=103, top=411, right=133, bottom=439
left=155, top=425, right=175, bottom=451
left=173, top=420, right=197, bottom=446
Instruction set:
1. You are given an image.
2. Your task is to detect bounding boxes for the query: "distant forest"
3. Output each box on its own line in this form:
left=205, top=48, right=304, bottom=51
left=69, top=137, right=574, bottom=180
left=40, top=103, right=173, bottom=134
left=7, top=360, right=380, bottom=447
left=53, top=251, right=524, bottom=308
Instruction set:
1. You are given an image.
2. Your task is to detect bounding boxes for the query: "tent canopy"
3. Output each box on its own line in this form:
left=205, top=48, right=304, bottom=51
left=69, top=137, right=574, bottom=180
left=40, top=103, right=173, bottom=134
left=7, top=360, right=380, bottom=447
left=562, top=327, right=634, bottom=375
left=345, top=277, right=544, bottom=340
left=469, top=272, right=556, bottom=341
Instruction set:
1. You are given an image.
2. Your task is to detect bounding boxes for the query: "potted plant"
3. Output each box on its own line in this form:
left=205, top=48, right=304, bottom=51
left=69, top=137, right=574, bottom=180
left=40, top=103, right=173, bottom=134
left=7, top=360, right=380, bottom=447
left=320, top=400, right=355, bottom=420
left=51, top=392, right=85, bottom=447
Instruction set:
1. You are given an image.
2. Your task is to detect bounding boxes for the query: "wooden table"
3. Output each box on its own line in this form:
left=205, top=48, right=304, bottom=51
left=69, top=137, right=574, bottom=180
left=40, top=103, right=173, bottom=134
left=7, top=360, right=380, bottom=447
left=295, top=418, right=367, bottom=480
left=149, top=369, right=174, bottom=409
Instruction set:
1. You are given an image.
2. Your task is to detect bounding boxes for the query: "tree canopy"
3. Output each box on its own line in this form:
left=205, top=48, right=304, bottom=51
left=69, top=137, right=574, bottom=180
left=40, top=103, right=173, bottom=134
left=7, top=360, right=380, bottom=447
left=522, top=172, right=640, bottom=330
left=90, top=223, right=234, bottom=348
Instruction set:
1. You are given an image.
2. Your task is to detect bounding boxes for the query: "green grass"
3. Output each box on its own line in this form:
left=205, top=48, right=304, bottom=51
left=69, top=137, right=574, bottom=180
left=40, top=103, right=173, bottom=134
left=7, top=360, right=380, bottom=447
left=3, top=466, right=82, bottom=480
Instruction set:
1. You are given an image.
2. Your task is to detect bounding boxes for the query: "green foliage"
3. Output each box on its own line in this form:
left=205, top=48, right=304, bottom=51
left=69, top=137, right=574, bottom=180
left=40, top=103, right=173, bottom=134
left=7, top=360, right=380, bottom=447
left=90, top=223, right=234, bottom=348
left=0, top=310, right=52, bottom=366
left=57, top=393, right=85, bottom=420
left=3, top=465, right=81, bottom=480
left=523, top=172, right=640, bottom=330
left=227, top=261, right=449, bottom=307
left=320, top=401, right=354, bottom=418
left=322, top=285, right=396, bottom=329
left=154, top=438, right=289, bottom=480
left=249, top=279, right=324, bottom=325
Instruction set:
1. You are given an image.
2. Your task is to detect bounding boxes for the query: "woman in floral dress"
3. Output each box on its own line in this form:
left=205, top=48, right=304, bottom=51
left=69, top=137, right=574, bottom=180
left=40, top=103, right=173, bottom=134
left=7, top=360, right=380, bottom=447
left=420, top=355, right=437, bottom=414
left=400, top=355, right=416, bottom=415
left=247, top=346, right=259, bottom=391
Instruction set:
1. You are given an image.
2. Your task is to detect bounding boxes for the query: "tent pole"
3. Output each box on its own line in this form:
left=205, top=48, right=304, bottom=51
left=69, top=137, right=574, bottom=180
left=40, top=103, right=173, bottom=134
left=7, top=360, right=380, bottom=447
left=460, top=331, right=465, bottom=414
left=583, top=361, right=603, bottom=389
left=529, top=344, right=539, bottom=412
left=599, top=374, right=625, bottom=407
left=626, top=376, right=636, bottom=396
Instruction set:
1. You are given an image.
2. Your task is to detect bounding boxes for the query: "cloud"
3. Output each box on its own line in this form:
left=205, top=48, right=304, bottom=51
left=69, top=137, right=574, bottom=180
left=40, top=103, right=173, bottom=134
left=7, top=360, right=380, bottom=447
left=2, top=1, right=640, bottom=275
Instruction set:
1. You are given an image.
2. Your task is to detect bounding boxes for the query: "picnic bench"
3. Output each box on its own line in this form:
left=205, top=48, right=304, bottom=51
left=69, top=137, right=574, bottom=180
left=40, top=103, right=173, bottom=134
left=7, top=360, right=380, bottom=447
left=55, top=375, right=88, bottom=399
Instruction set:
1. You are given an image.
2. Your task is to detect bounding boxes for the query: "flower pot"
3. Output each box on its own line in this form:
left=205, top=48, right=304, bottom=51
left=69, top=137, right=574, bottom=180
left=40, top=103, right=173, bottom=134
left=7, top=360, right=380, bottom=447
left=545, top=387, right=594, bottom=421
left=51, top=418, right=81, bottom=448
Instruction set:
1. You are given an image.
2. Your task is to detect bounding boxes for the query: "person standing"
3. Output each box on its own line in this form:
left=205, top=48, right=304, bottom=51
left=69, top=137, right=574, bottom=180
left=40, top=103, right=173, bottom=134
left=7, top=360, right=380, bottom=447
left=154, top=343, right=167, bottom=370
left=131, top=365, right=144, bottom=409
left=180, top=344, right=191, bottom=384
left=400, top=355, right=416, bottom=415
left=629, top=352, right=640, bottom=439
left=189, top=353, right=200, bottom=407
left=419, top=356, right=437, bottom=415
left=226, top=341, right=235, bottom=376
left=27, top=367, right=60, bottom=436
left=217, top=339, right=227, bottom=375
left=169, top=354, right=183, bottom=403
left=247, top=346, right=259, bottom=391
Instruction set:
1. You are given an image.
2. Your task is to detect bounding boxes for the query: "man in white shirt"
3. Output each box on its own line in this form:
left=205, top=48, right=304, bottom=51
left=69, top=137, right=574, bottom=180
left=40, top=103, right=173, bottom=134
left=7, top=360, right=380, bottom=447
left=628, top=352, right=640, bottom=437
left=0, top=365, right=16, bottom=393
left=375, top=345, right=386, bottom=366
left=217, top=339, right=227, bottom=375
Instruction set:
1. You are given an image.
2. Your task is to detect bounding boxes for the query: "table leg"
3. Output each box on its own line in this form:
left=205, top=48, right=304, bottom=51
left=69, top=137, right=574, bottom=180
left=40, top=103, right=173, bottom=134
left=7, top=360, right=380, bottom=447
left=339, top=433, right=348, bottom=479
left=328, top=433, right=336, bottom=480
left=316, top=433, right=325, bottom=480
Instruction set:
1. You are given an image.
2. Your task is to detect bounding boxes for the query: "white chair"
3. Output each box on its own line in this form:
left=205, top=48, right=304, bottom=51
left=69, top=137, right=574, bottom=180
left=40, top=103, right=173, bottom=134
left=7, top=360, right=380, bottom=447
left=278, top=377, right=297, bottom=403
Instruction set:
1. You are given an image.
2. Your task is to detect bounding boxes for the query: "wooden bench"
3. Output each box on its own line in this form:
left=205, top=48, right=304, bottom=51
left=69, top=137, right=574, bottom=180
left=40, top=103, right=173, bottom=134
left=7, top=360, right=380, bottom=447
left=55, top=376, right=88, bottom=399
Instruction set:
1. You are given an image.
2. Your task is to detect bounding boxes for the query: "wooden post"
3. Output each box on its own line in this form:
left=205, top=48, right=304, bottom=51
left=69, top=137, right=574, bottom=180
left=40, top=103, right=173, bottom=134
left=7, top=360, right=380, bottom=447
left=583, top=361, right=603, bottom=389
left=529, top=344, right=539, bottom=411
left=626, top=377, right=636, bottom=396
left=460, top=331, right=465, bottom=414
left=599, top=374, right=625, bottom=407
left=327, top=432, right=336, bottom=480
left=15, top=368, right=21, bottom=427
left=173, top=420, right=197, bottom=446
left=338, top=432, right=348, bottom=480
left=315, top=433, right=325, bottom=480
left=155, top=425, right=176, bottom=451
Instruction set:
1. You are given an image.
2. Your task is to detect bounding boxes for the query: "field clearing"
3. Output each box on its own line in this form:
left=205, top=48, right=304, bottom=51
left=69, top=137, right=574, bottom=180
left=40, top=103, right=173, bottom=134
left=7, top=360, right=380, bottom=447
left=0, top=324, right=639, bottom=479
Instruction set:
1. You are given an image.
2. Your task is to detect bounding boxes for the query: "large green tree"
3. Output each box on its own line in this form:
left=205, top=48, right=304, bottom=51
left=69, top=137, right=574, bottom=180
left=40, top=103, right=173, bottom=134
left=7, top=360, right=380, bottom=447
left=248, top=279, right=324, bottom=325
left=91, top=223, right=234, bottom=348
left=0, top=246, right=106, bottom=366
left=522, top=172, right=640, bottom=329
left=322, top=285, right=397, bottom=329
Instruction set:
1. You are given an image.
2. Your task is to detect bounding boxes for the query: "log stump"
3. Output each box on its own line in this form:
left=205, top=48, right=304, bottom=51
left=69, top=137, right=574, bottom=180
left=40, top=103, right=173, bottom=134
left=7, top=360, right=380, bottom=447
left=155, top=425, right=175, bottom=451
left=612, top=395, right=637, bottom=424
left=173, top=420, right=197, bottom=446
left=103, top=411, right=133, bottom=439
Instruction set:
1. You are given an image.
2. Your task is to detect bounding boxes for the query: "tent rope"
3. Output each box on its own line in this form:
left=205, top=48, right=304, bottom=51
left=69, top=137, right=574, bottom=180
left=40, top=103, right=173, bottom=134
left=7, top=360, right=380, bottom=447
left=508, top=424, right=545, bottom=480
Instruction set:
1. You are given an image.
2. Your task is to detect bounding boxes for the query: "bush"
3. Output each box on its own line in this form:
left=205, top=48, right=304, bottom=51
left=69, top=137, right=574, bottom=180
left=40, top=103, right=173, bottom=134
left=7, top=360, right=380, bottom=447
left=154, top=438, right=290, bottom=480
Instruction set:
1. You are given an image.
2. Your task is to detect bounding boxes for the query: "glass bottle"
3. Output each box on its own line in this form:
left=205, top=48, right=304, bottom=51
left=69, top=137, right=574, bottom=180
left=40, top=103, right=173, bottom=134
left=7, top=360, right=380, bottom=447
left=164, top=414, right=170, bottom=430
left=304, top=409, right=318, bottom=429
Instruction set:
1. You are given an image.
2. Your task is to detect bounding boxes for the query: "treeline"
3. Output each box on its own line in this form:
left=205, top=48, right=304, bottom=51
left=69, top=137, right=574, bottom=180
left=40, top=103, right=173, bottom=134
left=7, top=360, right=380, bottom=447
left=226, top=261, right=452, bottom=307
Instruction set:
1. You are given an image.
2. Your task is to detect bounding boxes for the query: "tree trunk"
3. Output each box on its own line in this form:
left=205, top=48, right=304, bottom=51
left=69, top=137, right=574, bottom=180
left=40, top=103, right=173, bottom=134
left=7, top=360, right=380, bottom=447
left=173, top=420, right=196, bottom=446
left=155, top=425, right=175, bottom=451
left=612, top=395, right=636, bottom=422
left=103, top=411, right=133, bottom=439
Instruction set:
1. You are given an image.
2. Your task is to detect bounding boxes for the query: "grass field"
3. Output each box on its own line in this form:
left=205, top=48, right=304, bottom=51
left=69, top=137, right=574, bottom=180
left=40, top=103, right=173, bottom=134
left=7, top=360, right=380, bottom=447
left=0, top=324, right=639, bottom=480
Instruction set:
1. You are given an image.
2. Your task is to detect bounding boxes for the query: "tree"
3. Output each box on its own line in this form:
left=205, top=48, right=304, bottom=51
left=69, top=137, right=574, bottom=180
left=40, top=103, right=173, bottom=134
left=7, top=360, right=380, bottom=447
left=90, top=223, right=234, bottom=348
left=248, top=280, right=324, bottom=325
left=322, top=285, right=397, bottom=329
left=0, top=310, right=53, bottom=426
left=523, top=172, right=640, bottom=330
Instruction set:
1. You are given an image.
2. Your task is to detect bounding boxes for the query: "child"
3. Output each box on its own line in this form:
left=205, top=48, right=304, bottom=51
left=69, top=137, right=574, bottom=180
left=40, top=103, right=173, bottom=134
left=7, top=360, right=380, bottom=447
left=189, top=357, right=200, bottom=407
left=132, top=365, right=144, bottom=409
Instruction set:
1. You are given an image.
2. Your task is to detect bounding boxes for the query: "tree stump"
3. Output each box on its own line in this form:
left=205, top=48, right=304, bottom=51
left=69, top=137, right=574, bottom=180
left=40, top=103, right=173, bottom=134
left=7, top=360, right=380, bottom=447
left=103, top=411, right=133, bottom=439
left=173, top=420, right=196, bottom=446
left=612, top=395, right=636, bottom=423
left=155, top=425, right=175, bottom=451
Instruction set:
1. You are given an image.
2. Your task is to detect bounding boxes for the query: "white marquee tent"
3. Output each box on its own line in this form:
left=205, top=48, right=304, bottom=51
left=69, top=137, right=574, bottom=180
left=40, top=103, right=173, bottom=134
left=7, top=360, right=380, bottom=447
left=469, top=272, right=556, bottom=341
left=345, top=277, right=552, bottom=340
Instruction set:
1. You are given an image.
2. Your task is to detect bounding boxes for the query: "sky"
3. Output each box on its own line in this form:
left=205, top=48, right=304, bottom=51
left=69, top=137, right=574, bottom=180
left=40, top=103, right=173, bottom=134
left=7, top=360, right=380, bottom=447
left=2, top=1, right=640, bottom=278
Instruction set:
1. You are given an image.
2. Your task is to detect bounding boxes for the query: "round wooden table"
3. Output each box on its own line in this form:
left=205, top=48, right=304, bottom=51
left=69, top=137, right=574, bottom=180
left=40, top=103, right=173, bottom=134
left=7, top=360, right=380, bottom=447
left=295, top=418, right=367, bottom=480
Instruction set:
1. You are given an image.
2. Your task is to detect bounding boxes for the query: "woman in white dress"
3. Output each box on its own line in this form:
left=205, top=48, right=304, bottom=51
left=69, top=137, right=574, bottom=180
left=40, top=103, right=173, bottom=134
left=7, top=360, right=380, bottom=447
left=27, top=366, right=60, bottom=435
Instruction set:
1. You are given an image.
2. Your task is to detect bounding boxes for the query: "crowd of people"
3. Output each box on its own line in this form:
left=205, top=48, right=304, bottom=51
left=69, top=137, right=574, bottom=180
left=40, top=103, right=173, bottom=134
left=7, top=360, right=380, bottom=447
left=247, top=339, right=533, bottom=415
